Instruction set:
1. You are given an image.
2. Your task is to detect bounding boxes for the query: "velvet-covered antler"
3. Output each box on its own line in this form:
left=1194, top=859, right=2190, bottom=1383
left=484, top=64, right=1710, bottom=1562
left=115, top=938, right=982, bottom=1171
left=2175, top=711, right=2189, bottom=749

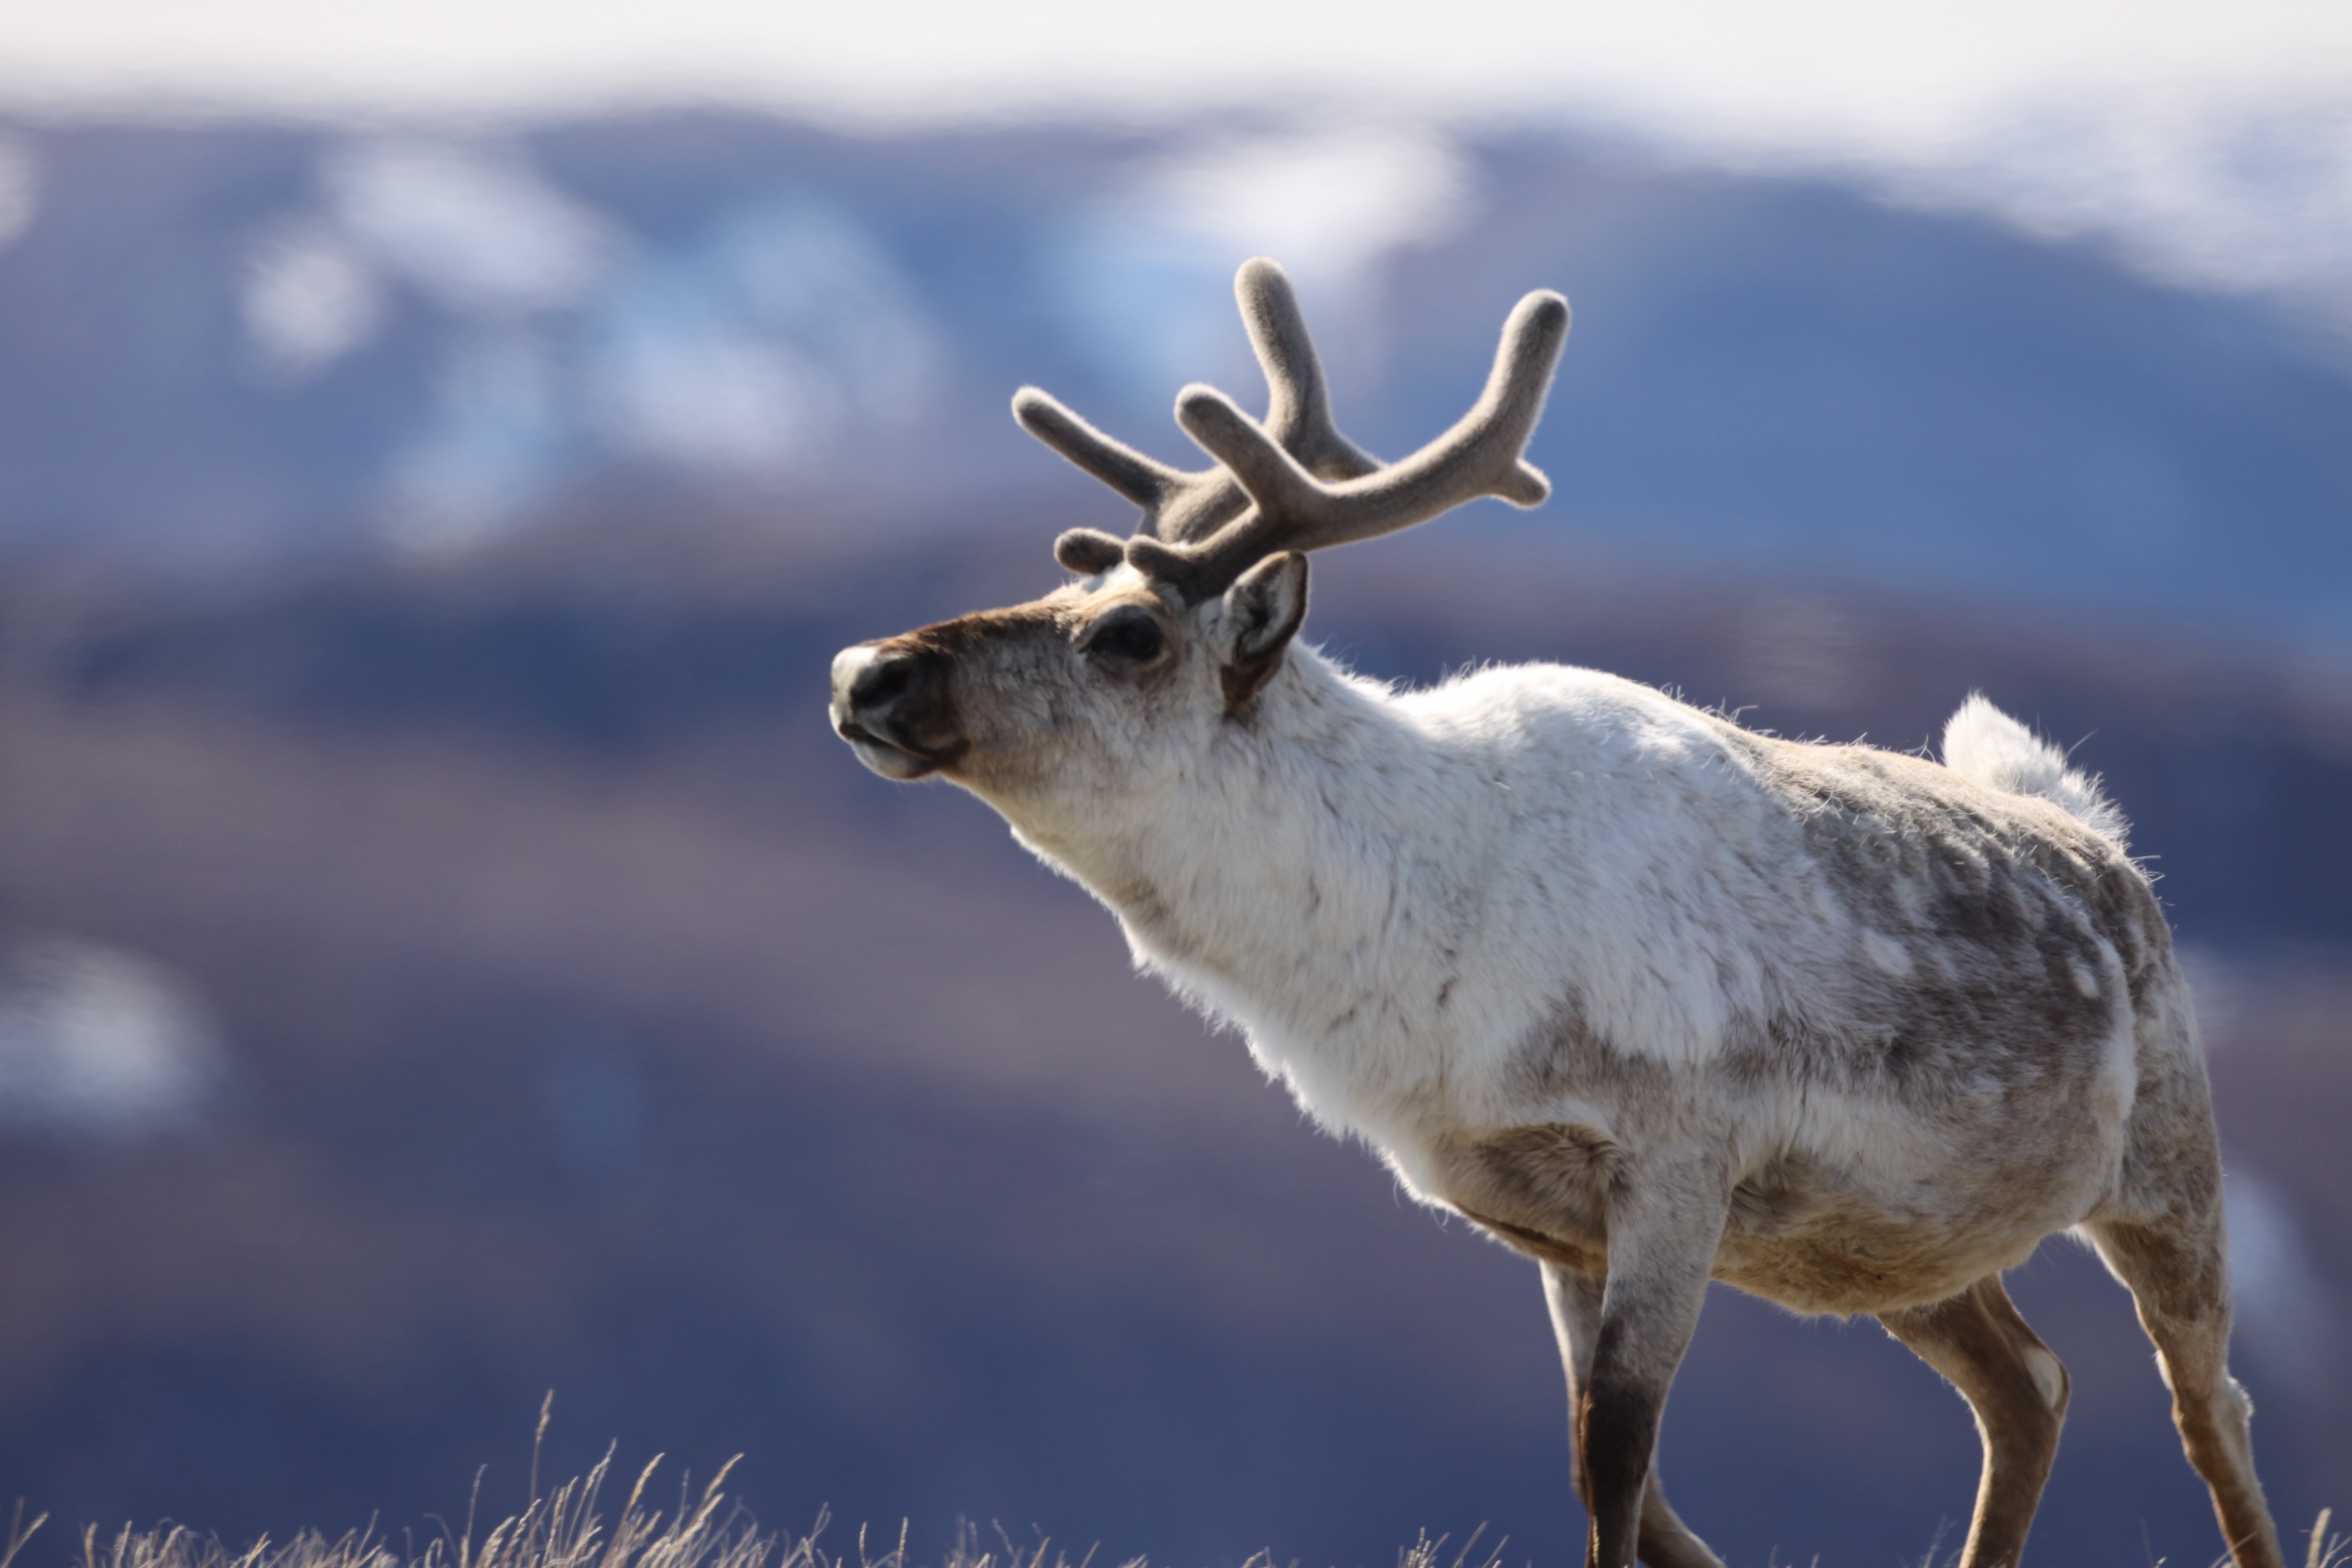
left=1014, top=257, right=1569, bottom=603
left=1014, top=257, right=1381, bottom=575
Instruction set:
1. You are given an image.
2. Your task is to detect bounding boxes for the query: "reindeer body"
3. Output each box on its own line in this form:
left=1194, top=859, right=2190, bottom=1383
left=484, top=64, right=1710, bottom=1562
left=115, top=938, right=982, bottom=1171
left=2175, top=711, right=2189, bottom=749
left=831, top=260, right=2281, bottom=1568
left=1024, top=643, right=2156, bottom=1314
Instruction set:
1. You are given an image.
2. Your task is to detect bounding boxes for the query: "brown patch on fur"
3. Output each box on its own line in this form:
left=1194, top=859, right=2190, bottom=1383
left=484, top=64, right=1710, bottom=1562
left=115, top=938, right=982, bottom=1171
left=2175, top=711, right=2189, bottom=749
left=1505, top=992, right=1705, bottom=1114
left=862, top=604, right=1073, bottom=771
left=1440, top=1124, right=1617, bottom=1276
left=1579, top=1373, right=1665, bottom=1568
left=884, top=601, right=1062, bottom=648
left=888, top=602, right=1064, bottom=658
left=1473, top=1123, right=1617, bottom=1208
left=1507, top=989, right=1602, bottom=1100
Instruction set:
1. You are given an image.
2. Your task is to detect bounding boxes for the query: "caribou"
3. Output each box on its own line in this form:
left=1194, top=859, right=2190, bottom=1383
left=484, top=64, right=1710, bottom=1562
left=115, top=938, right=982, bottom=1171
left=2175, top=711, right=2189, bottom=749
left=829, top=258, right=2282, bottom=1568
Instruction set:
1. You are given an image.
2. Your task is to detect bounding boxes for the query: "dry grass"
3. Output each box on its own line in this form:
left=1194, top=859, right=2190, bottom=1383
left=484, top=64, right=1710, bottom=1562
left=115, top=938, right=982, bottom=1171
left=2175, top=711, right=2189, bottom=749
left=0, top=1416, right=2323, bottom=1568
left=1, top=1451, right=1076, bottom=1568
left=0, top=1400, right=1511, bottom=1568
left=2304, top=1510, right=2350, bottom=1568
left=0, top=1494, right=2338, bottom=1568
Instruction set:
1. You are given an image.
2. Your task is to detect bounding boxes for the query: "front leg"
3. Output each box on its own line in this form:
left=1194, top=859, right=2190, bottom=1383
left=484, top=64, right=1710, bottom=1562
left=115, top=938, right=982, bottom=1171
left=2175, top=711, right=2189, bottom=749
left=1543, top=1264, right=1724, bottom=1568
left=1579, top=1160, right=1726, bottom=1568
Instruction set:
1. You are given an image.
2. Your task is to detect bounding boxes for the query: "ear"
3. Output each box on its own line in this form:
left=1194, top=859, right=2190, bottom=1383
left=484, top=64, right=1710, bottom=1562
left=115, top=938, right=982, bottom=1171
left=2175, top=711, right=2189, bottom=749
left=1213, top=551, right=1309, bottom=708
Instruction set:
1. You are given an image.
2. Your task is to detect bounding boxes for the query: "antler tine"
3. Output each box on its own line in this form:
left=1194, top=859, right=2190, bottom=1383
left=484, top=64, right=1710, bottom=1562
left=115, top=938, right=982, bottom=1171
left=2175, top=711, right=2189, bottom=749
left=1231, top=257, right=1380, bottom=490
left=1015, top=386, right=1244, bottom=573
left=1011, top=387, right=1179, bottom=508
left=1128, top=288, right=1571, bottom=604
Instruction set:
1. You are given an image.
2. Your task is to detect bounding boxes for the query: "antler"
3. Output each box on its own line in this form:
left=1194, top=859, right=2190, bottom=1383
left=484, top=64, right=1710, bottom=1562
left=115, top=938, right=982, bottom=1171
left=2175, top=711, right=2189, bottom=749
left=1013, top=257, right=1381, bottom=573
left=1014, top=257, right=1570, bottom=604
left=1137, top=287, right=1568, bottom=601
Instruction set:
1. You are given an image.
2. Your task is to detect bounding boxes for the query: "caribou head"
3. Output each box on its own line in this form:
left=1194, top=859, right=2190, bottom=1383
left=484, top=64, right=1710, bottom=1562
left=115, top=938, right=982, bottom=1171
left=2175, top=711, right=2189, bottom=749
left=830, top=257, right=1570, bottom=812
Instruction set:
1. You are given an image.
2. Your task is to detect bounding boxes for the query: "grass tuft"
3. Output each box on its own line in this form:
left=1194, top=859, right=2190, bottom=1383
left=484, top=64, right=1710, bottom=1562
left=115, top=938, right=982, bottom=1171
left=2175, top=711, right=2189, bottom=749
left=2307, top=1507, right=2347, bottom=1568
left=0, top=1448, right=1153, bottom=1568
left=5, top=1453, right=866, bottom=1568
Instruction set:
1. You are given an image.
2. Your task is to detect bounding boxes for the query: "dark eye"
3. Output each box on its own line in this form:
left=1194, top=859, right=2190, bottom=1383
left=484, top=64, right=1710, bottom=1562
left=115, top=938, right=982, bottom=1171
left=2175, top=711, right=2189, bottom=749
left=1080, top=608, right=1165, bottom=664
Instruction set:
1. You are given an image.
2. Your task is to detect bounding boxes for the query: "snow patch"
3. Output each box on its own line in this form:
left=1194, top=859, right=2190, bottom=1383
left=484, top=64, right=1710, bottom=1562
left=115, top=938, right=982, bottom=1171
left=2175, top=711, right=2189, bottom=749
left=0, top=939, right=222, bottom=1142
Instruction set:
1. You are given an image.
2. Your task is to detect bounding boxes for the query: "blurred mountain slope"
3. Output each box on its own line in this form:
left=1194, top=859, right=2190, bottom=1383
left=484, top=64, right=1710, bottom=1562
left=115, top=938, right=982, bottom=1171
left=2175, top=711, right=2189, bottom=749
left=0, top=114, right=2344, bottom=649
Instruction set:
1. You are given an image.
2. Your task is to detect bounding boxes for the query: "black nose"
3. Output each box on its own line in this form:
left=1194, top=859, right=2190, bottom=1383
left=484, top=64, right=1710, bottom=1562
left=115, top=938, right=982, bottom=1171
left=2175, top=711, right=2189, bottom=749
left=832, top=642, right=956, bottom=760
left=849, top=650, right=923, bottom=719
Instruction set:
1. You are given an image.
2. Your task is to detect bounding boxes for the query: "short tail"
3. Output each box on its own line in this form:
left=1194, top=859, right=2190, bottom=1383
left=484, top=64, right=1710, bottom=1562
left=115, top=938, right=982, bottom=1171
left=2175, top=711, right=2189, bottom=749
left=1941, top=693, right=2129, bottom=847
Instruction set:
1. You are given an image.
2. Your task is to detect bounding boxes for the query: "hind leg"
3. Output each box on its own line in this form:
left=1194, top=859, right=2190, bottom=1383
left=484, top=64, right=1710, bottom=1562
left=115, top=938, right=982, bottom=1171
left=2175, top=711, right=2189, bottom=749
left=1542, top=1264, right=1723, bottom=1568
left=2083, top=1211, right=2284, bottom=1568
left=2087, top=991, right=2285, bottom=1568
left=1877, top=1276, right=2070, bottom=1568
